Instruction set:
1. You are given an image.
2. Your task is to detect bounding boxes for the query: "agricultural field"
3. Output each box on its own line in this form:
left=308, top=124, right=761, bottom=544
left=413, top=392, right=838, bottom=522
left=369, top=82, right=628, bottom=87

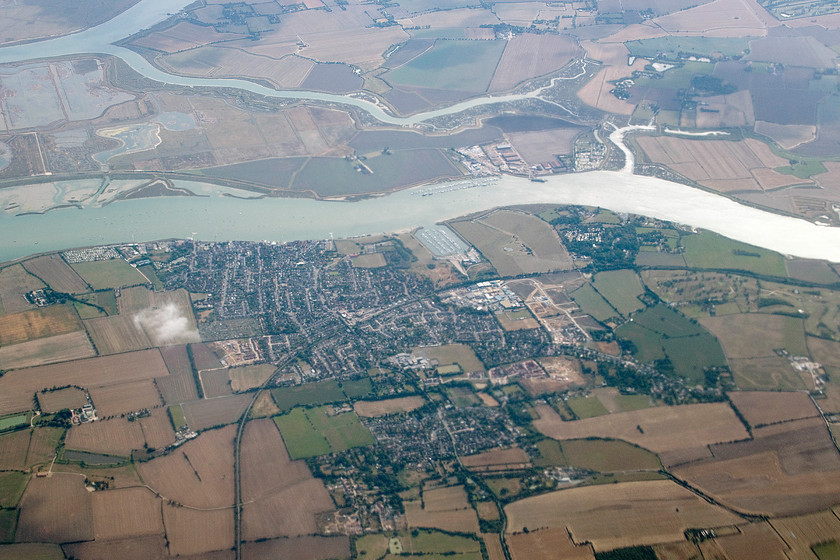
left=91, top=487, right=163, bottom=541
left=461, top=447, right=531, bottom=471
left=451, top=211, right=573, bottom=277
left=701, top=313, right=808, bottom=389
left=0, top=330, right=96, bottom=371
left=0, top=349, right=168, bottom=415
left=412, top=344, right=485, bottom=374
left=533, top=402, right=748, bottom=460
left=569, top=284, right=617, bottom=323
left=507, top=527, right=596, bottom=560
left=0, top=264, right=44, bottom=315
left=16, top=475, right=94, bottom=543
left=673, top=417, right=840, bottom=516
left=273, top=406, right=373, bottom=459
left=591, top=270, right=646, bottom=317
left=681, top=231, right=788, bottom=277
left=137, top=426, right=235, bottom=509
left=728, top=390, right=818, bottom=427
left=228, top=363, right=277, bottom=392
left=70, top=259, right=148, bottom=290
left=505, top=480, right=741, bottom=550
left=271, top=377, right=372, bottom=412
left=163, top=506, right=233, bottom=556
left=36, top=387, right=87, bottom=413
left=0, top=304, right=81, bottom=346
left=616, top=304, right=727, bottom=383
left=635, top=136, right=798, bottom=193
left=489, top=34, right=581, bottom=92
left=181, top=393, right=251, bottom=431
left=556, top=438, right=662, bottom=473
left=22, top=255, right=88, bottom=293
left=354, top=396, right=425, bottom=417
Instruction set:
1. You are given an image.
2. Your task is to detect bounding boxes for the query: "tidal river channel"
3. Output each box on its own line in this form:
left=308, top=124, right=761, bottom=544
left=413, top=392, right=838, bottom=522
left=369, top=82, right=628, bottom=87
left=2, top=173, right=840, bottom=264
left=1, top=0, right=840, bottom=263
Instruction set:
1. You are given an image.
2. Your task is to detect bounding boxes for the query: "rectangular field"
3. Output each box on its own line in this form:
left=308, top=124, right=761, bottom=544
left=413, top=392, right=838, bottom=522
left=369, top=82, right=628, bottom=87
left=137, top=426, right=235, bottom=510
left=0, top=349, right=168, bottom=415
left=0, top=304, right=81, bottom=345
left=88, top=379, right=162, bottom=417
left=353, top=396, right=426, bottom=417
left=70, top=259, right=147, bottom=290
left=0, top=331, right=96, bottom=370
left=412, top=344, right=485, bottom=374
left=592, top=270, right=646, bottom=316
left=504, top=480, right=741, bottom=551
left=0, top=264, right=44, bottom=316
left=22, top=255, right=88, bottom=293
left=533, top=402, right=748, bottom=456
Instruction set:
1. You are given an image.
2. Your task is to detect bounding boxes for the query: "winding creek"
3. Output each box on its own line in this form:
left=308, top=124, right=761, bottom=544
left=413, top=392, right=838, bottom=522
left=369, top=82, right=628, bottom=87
left=0, top=0, right=839, bottom=263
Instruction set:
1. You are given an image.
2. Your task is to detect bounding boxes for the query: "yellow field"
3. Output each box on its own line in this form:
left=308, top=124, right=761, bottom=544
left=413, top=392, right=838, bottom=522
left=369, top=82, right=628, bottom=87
left=0, top=331, right=96, bottom=370
left=0, top=304, right=81, bottom=345
left=229, top=363, right=277, bottom=392
left=507, top=527, right=595, bottom=560
left=354, top=396, right=426, bottom=417
left=92, top=487, right=163, bottom=541
left=505, top=480, right=741, bottom=551
left=533, top=402, right=748, bottom=456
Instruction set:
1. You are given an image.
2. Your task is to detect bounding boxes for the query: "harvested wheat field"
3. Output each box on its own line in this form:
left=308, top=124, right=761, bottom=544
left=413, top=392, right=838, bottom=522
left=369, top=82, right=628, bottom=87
left=0, top=429, right=31, bottom=470
left=89, top=379, right=162, bottom=417
left=65, top=417, right=145, bottom=456
left=404, top=499, right=480, bottom=534
left=505, top=480, right=741, bottom=551
left=0, top=304, right=81, bottom=345
left=0, top=330, right=96, bottom=370
left=241, top=535, right=350, bottom=560
left=489, top=34, right=581, bottom=92
left=462, top=447, right=531, bottom=471
left=241, top=419, right=312, bottom=501
left=673, top=417, right=840, bottom=516
left=242, top=478, right=333, bottom=540
left=138, top=426, right=235, bottom=509
left=92, top=487, right=163, bottom=540
left=533, top=402, right=748, bottom=456
left=507, top=527, right=595, bottom=560
left=353, top=396, right=425, bottom=417
left=728, top=390, right=818, bottom=427
left=423, top=485, right=470, bottom=511
left=63, top=535, right=169, bottom=560
left=84, top=315, right=152, bottom=355
left=22, top=255, right=88, bottom=293
left=0, top=264, right=44, bottom=315
left=714, top=522, right=789, bottom=560
left=37, top=386, right=87, bottom=412
left=0, top=349, right=168, bottom=415
left=16, top=475, right=94, bottom=543
left=163, top=505, right=233, bottom=556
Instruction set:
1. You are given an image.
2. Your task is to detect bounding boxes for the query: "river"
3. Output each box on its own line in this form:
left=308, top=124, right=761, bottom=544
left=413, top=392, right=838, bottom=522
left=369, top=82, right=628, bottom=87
left=0, top=1, right=839, bottom=264
left=2, top=173, right=840, bottom=264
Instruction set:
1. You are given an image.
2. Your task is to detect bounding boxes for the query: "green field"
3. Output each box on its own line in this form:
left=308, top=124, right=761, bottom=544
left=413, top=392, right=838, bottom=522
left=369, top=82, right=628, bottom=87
left=70, top=260, right=147, bottom=290
left=271, top=378, right=372, bottom=413
left=592, top=270, right=646, bottom=316
left=446, top=385, right=481, bottom=408
left=617, top=305, right=726, bottom=383
left=73, top=289, right=118, bottom=319
left=399, top=529, right=481, bottom=556
left=273, top=408, right=331, bottom=459
left=168, top=405, right=187, bottom=430
left=273, top=406, right=373, bottom=459
left=611, top=394, right=654, bottom=412
left=570, top=284, right=618, bottom=322
left=0, top=509, right=16, bottom=544
left=567, top=396, right=610, bottom=419
left=632, top=305, right=704, bottom=338
left=634, top=61, right=716, bottom=89
left=813, top=540, right=840, bottom=560
left=397, top=0, right=479, bottom=13
left=615, top=322, right=666, bottom=363
left=561, top=439, right=661, bottom=472
left=626, top=37, right=750, bottom=59
left=384, top=39, right=506, bottom=91
left=413, top=344, right=484, bottom=374
left=533, top=438, right=566, bottom=467
left=0, top=414, right=27, bottom=431
left=682, top=232, right=787, bottom=277
left=0, top=472, right=28, bottom=508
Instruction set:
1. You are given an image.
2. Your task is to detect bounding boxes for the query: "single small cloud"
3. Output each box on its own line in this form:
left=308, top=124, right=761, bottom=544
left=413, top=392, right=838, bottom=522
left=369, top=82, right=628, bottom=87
left=134, top=302, right=199, bottom=346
